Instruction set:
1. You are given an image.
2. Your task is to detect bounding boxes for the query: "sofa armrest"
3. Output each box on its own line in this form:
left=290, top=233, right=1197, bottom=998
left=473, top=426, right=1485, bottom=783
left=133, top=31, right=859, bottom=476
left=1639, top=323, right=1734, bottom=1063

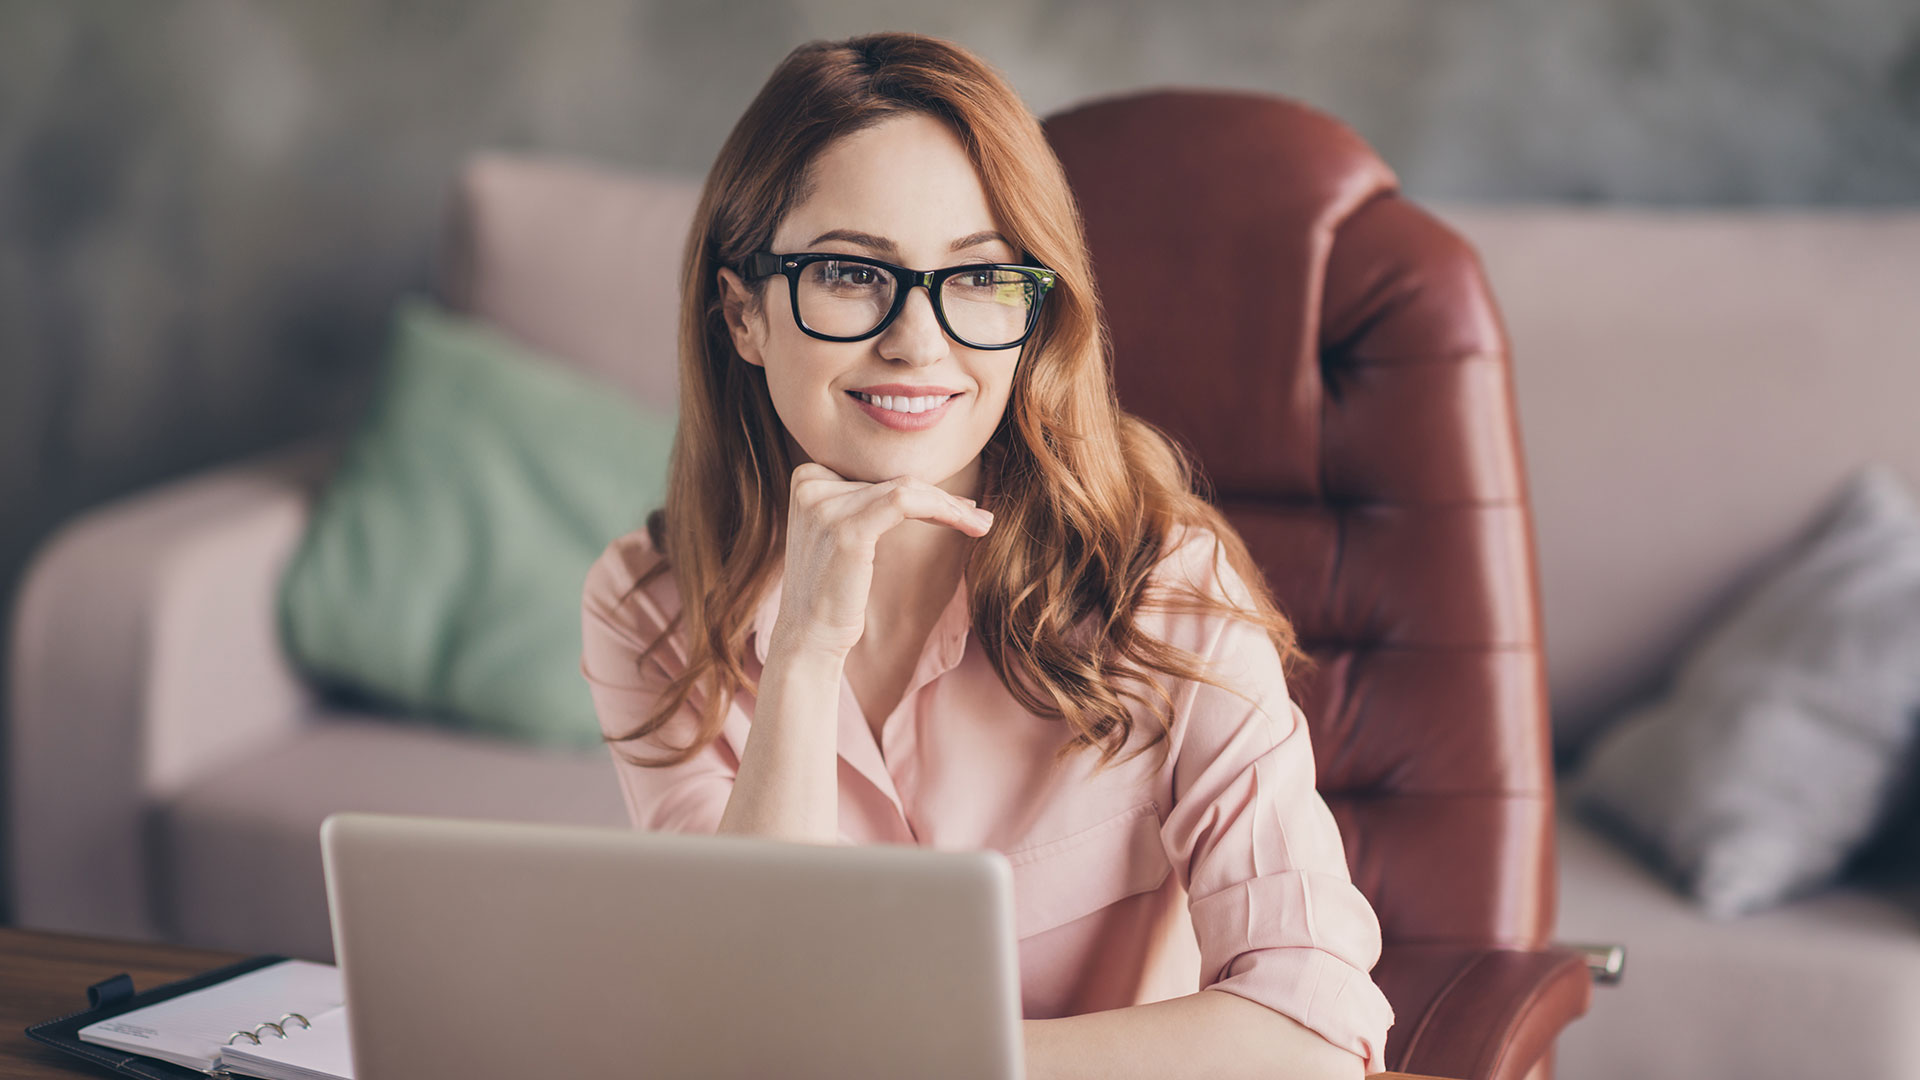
left=7, top=438, right=340, bottom=938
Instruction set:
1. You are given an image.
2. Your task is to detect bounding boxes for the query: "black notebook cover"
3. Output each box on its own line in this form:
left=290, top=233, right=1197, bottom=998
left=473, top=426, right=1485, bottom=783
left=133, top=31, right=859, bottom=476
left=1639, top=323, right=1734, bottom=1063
left=25, top=953, right=290, bottom=1079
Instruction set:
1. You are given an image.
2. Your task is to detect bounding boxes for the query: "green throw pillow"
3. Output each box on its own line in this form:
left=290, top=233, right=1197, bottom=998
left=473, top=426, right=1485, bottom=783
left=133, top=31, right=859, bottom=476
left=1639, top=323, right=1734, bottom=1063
left=278, top=297, right=674, bottom=749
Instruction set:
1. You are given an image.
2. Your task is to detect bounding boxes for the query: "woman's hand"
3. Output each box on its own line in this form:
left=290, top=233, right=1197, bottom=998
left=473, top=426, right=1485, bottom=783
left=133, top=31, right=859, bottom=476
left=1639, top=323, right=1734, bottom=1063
left=770, top=462, right=993, bottom=659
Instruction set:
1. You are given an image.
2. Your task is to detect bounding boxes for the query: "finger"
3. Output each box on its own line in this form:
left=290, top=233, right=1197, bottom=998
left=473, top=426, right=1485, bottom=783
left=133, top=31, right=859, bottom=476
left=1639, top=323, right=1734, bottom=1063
left=841, top=480, right=994, bottom=539
left=825, top=476, right=973, bottom=521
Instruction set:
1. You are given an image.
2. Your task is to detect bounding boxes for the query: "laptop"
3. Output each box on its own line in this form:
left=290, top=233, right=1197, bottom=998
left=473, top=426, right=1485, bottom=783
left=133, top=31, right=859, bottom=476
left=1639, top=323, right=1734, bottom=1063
left=318, top=812, right=1026, bottom=1080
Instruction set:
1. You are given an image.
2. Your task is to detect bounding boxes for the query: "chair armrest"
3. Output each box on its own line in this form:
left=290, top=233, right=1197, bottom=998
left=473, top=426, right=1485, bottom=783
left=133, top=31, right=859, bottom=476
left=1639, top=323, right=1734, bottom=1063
left=1378, top=945, right=1594, bottom=1080
left=7, top=438, right=340, bottom=938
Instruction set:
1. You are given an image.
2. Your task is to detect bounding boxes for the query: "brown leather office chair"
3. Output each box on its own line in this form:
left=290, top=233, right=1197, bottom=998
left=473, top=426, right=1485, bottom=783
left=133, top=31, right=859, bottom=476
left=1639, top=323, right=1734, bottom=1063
left=1045, top=90, right=1596, bottom=1080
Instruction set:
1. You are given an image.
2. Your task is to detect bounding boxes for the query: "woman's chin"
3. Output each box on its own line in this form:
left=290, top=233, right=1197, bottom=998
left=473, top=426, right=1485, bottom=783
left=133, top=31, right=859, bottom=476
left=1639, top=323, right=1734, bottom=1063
left=798, top=437, right=978, bottom=489
left=813, top=450, right=936, bottom=486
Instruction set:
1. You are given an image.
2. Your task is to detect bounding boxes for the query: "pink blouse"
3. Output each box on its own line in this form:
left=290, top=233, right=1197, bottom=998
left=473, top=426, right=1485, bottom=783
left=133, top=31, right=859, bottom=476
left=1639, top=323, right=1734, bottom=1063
left=579, top=524, right=1396, bottom=1074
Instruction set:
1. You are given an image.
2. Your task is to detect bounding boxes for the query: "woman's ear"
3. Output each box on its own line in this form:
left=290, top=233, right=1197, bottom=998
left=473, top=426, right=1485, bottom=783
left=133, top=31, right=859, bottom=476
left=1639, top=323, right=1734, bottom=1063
left=715, top=266, right=767, bottom=369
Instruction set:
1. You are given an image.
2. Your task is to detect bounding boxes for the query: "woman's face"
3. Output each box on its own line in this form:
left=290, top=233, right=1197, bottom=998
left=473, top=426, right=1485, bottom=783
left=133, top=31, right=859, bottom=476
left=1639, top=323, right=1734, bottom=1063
left=717, top=112, right=1022, bottom=499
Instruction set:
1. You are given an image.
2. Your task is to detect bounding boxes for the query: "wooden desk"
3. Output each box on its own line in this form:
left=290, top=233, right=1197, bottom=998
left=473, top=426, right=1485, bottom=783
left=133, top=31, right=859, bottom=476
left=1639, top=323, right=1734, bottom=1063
left=2, top=926, right=247, bottom=1078
left=1, top=926, right=1449, bottom=1079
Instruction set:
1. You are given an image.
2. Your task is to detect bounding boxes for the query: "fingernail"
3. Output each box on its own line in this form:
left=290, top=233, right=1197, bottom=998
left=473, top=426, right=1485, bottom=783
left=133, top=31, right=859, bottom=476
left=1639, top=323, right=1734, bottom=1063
left=975, top=508, right=994, bottom=524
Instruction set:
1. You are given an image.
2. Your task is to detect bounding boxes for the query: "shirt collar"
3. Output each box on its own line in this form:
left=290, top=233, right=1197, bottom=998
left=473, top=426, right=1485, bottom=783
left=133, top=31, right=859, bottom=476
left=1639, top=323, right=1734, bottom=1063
left=750, top=570, right=783, bottom=666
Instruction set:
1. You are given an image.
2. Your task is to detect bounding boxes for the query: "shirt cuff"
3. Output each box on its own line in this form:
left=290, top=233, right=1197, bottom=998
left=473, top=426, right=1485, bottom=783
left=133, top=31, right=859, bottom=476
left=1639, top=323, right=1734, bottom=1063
left=1191, top=872, right=1396, bottom=1075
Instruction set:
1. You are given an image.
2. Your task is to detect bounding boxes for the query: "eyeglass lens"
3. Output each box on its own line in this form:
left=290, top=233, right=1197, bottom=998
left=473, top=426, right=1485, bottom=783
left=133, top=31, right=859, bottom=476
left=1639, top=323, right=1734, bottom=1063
left=797, top=260, right=1038, bottom=346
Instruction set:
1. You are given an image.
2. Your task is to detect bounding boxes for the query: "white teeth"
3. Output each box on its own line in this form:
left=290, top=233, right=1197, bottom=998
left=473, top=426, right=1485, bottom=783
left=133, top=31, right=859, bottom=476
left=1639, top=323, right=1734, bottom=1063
left=855, top=392, right=949, bottom=414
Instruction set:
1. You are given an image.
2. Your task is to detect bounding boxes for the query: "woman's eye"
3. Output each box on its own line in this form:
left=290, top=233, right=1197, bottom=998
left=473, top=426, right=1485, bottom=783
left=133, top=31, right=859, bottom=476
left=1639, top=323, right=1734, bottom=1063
left=820, top=262, right=880, bottom=286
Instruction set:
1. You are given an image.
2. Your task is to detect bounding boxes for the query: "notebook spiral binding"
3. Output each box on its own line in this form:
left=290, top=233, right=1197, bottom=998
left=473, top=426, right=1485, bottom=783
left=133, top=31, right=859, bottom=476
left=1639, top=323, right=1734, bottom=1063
left=205, top=1012, right=315, bottom=1077
left=224, top=1011, right=312, bottom=1047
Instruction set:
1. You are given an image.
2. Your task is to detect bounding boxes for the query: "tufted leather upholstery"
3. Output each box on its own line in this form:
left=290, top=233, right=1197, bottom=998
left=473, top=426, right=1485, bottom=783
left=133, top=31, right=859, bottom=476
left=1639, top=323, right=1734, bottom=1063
left=1044, top=90, right=1592, bottom=1080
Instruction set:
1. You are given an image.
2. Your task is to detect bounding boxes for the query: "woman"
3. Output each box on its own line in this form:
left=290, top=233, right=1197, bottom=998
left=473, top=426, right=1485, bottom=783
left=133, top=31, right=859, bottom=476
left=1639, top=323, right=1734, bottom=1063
left=580, top=32, right=1393, bottom=1080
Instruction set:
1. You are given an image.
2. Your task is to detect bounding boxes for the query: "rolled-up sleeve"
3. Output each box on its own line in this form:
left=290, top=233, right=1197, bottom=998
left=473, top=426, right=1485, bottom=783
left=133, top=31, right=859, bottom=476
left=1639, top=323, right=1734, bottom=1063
left=580, top=535, right=737, bottom=835
left=1157, top=544, right=1395, bottom=1075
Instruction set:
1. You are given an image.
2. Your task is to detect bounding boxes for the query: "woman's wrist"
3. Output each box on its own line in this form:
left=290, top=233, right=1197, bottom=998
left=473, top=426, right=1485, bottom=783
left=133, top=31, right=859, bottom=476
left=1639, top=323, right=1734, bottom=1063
left=766, top=618, right=856, bottom=669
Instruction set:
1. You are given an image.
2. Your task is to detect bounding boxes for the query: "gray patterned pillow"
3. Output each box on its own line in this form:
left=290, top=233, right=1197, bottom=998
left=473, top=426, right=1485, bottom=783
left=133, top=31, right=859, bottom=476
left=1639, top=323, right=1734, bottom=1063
left=1565, top=465, right=1920, bottom=918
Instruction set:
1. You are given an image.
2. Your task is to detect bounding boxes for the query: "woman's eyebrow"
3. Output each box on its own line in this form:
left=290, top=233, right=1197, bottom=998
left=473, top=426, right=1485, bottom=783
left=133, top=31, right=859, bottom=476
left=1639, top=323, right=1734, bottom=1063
left=805, top=228, right=1011, bottom=257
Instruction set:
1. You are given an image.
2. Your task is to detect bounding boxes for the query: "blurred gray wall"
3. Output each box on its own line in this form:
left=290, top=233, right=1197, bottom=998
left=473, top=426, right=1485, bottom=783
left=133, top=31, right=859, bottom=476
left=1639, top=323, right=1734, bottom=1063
left=2, top=0, right=1918, bottom=921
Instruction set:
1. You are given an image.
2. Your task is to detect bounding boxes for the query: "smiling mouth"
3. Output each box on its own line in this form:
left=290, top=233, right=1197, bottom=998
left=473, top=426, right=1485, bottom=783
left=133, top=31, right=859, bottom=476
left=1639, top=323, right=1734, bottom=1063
left=844, top=390, right=963, bottom=415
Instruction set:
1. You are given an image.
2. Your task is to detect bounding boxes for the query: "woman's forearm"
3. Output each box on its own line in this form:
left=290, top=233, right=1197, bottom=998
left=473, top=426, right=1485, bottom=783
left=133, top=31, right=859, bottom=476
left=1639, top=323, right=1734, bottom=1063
left=1023, top=989, right=1367, bottom=1080
left=716, top=639, right=845, bottom=844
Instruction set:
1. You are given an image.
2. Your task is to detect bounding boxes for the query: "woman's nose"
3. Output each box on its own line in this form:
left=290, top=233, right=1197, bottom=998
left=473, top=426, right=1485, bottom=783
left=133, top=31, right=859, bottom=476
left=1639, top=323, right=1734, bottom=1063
left=878, top=285, right=947, bottom=364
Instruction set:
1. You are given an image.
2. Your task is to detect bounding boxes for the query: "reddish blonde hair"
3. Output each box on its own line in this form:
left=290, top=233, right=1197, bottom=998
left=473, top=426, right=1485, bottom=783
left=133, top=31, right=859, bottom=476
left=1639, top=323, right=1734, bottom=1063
left=608, top=31, right=1307, bottom=773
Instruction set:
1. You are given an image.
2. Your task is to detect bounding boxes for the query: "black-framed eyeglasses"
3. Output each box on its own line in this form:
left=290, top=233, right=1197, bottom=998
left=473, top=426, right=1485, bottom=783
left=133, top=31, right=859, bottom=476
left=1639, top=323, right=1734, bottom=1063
left=743, top=251, right=1059, bottom=351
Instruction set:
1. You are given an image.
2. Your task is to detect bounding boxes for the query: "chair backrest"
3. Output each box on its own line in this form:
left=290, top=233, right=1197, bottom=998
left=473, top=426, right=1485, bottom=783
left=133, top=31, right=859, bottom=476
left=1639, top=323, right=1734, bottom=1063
left=1042, top=89, right=1558, bottom=984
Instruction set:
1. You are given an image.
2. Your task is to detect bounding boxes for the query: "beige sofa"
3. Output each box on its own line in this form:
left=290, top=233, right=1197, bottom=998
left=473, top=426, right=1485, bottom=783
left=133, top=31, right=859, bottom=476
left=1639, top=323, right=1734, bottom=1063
left=10, top=155, right=1920, bottom=1079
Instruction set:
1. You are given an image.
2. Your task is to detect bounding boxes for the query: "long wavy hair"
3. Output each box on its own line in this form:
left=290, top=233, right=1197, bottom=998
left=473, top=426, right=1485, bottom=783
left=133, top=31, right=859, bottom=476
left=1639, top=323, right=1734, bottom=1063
left=607, top=31, right=1308, bottom=774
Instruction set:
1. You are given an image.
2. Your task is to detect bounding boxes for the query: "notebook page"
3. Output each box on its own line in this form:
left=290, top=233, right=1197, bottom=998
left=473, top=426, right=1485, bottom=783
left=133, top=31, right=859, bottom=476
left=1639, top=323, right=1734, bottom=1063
left=77, top=960, right=343, bottom=1072
left=217, top=1004, right=354, bottom=1080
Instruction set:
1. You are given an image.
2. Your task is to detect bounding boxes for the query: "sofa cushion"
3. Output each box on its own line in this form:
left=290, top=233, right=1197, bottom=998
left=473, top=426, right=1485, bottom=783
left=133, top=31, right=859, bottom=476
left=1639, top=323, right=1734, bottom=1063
left=440, top=153, right=697, bottom=415
left=153, top=711, right=630, bottom=962
left=277, top=297, right=674, bottom=749
left=1552, top=801, right=1920, bottom=1080
left=1564, top=465, right=1920, bottom=918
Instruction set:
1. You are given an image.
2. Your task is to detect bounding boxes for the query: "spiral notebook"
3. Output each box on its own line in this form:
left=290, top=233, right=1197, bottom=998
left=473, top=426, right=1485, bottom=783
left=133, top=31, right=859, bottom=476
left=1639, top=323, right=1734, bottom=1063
left=46, top=956, right=352, bottom=1080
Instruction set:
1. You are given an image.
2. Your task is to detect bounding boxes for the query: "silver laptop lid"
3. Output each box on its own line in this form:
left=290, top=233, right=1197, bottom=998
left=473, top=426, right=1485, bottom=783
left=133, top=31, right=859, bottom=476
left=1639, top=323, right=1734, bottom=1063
left=320, top=812, right=1025, bottom=1080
